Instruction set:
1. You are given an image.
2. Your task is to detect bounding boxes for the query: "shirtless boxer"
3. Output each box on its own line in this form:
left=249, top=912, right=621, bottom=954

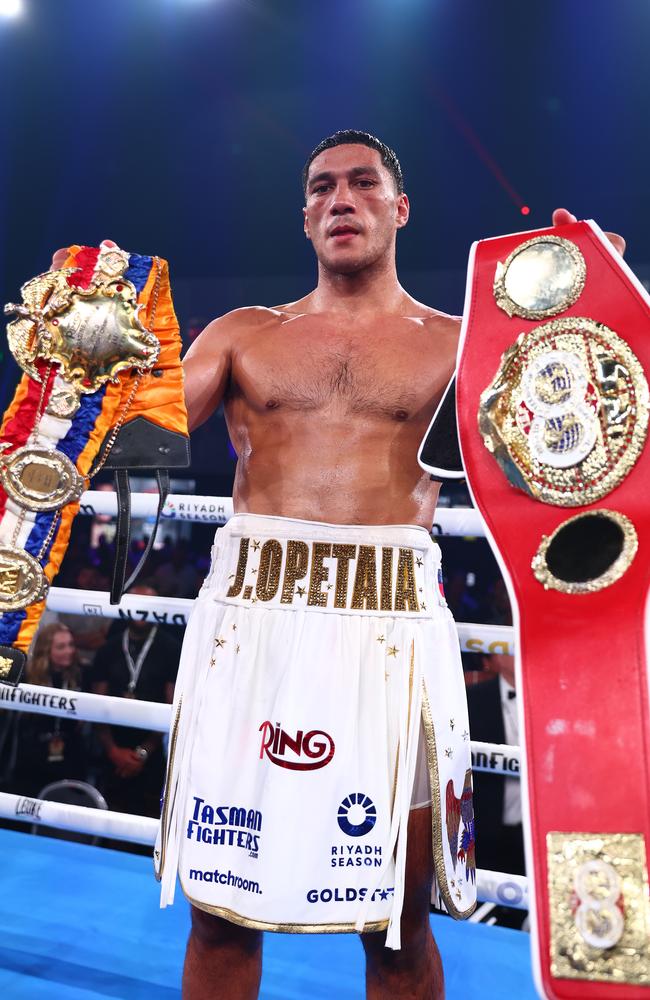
left=181, top=131, right=457, bottom=1000
left=51, top=131, right=624, bottom=1000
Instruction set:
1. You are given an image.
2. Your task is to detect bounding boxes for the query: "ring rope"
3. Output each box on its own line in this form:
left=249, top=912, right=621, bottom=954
left=77, top=491, right=487, bottom=538
left=0, top=791, right=528, bottom=909
left=0, top=681, right=170, bottom=731
left=42, top=587, right=515, bottom=656
left=0, top=682, right=521, bottom=774
left=1, top=790, right=157, bottom=846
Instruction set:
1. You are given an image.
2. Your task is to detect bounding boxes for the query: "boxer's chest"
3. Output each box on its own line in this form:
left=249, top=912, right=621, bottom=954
left=233, top=315, right=448, bottom=418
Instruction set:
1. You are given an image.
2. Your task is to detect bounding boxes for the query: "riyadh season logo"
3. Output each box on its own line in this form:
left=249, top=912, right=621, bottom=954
left=337, top=793, right=377, bottom=837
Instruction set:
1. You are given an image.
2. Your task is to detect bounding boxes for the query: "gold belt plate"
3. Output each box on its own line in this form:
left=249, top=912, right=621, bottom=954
left=0, top=446, right=85, bottom=512
left=0, top=545, right=49, bottom=612
left=547, top=831, right=650, bottom=985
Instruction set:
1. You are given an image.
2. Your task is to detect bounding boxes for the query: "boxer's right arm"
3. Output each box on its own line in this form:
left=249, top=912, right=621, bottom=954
left=182, top=313, right=236, bottom=431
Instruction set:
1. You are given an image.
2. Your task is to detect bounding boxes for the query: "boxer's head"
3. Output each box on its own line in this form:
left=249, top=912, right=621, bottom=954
left=302, top=130, right=409, bottom=276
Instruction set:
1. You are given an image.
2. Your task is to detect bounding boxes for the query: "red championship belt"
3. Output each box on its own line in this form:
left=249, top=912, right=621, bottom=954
left=423, top=222, right=650, bottom=996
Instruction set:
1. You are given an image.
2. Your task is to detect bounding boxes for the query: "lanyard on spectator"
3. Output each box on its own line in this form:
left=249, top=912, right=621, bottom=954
left=122, top=626, right=158, bottom=694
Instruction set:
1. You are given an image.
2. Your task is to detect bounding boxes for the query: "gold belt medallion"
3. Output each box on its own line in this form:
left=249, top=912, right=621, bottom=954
left=0, top=545, right=49, bottom=612
left=479, top=318, right=649, bottom=506
left=4, top=263, right=160, bottom=410
left=493, top=235, right=587, bottom=320
left=0, top=446, right=85, bottom=511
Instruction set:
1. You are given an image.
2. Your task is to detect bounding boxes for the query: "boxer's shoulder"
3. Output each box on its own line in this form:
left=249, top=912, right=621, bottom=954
left=415, top=304, right=462, bottom=335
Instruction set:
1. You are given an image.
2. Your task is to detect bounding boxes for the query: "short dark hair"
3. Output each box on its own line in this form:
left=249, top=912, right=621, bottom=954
left=302, top=130, right=404, bottom=196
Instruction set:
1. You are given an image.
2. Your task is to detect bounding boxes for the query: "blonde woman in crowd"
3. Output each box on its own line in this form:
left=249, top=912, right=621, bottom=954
left=10, top=624, right=88, bottom=797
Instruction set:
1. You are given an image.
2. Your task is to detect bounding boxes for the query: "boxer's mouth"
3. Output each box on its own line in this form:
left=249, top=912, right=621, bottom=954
left=329, top=225, right=359, bottom=239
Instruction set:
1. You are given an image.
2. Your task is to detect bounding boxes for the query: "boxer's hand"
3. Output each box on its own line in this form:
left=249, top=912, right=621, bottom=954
left=49, top=238, right=118, bottom=272
left=552, top=207, right=626, bottom=257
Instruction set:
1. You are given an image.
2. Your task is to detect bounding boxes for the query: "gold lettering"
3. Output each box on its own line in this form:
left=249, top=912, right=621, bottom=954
left=0, top=567, right=20, bottom=595
left=256, top=540, right=282, bottom=601
left=487, top=641, right=511, bottom=655
left=227, top=538, right=249, bottom=597
left=465, top=638, right=485, bottom=653
left=280, top=540, right=309, bottom=603
left=380, top=547, right=393, bottom=611
left=308, top=542, right=332, bottom=607
left=331, top=544, right=357, bottom=608
left=393, top=548, right=420, bottom=611
left=21, top=462, right=59, bottom=493
left=351, top=545, right=378, bottom=610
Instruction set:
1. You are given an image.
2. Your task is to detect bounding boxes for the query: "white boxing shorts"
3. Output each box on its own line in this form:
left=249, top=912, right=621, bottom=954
left=155, top=514, right=476, bottom=947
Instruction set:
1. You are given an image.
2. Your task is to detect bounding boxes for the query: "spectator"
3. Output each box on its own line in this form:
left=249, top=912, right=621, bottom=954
left=10, top=624, right=88, bottom=797
left=467, top=652, right=526, bottom=929
left=90, top=583, right=181, bottom=828
left=151, top=540, right=200, bottom=598
left=57, top=565, right=111, bottom=669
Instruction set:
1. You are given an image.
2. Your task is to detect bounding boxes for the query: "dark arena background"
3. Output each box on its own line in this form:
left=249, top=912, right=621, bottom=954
left=0, top=2, right=648, bottom=998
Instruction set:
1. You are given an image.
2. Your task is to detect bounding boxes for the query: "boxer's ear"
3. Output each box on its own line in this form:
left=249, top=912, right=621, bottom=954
left=417, top=374, right=465, bottom=478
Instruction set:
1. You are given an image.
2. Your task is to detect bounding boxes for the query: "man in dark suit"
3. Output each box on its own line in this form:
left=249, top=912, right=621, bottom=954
left=90, top=583, right=181, bottom=835
left=467, top=652, right=526, bottom=927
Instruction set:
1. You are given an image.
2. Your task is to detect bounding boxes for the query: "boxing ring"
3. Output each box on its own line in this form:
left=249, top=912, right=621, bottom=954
left=0, top=492, right=535, bottom=998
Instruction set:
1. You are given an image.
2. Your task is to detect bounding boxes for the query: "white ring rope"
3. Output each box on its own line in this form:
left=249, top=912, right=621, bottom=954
left=0, top=681, right=170, bottom=732
left=0, top=791, right=528, bottom=909
left=42, top=587, right=515, bottom=656
left=1, top=791, right=157, bottom=846
left=0, top=682, right=521, bottom=775
left=77, top=491, right=487, bottom=538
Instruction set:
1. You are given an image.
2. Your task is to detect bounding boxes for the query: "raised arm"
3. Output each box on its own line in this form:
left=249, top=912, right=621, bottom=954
left=182, top=313, right=235, bottom=431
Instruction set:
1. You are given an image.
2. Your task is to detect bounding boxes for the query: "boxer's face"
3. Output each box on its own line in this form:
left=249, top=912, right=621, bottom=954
left=303, top=144, right=409, bottom=275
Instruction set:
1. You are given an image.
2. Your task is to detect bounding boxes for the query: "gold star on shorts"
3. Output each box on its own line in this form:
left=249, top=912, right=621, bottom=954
left=215, top=637, right=227, bottom=648
left=416, top=557, right=423, bottom=567
left=252, top=540, right=261, bottom=551
left=210, top=657, right=216, bottom=668
left=450, top=718, right=455, bottom=730
left=235, top=644, right=240, bottom=654
left=296, top=586, right=306, bottom=597
left=387, top=645, right=399, bottom=657
left=376, top=635, right=386, bottom=644
left=444, top=747, right=453, bottom=758
left=232, top=623, right=237, bottom=631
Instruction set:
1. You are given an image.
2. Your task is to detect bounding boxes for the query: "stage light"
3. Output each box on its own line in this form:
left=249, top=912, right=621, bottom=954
left=0, top=0, right=23, bottom=17
left=520, top=206, right=530, bottom=216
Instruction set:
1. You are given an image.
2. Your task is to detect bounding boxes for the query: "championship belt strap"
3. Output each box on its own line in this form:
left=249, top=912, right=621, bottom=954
left=0, top=243, right=189, bottom=683
left=434, top=221, right=650, bottom=996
